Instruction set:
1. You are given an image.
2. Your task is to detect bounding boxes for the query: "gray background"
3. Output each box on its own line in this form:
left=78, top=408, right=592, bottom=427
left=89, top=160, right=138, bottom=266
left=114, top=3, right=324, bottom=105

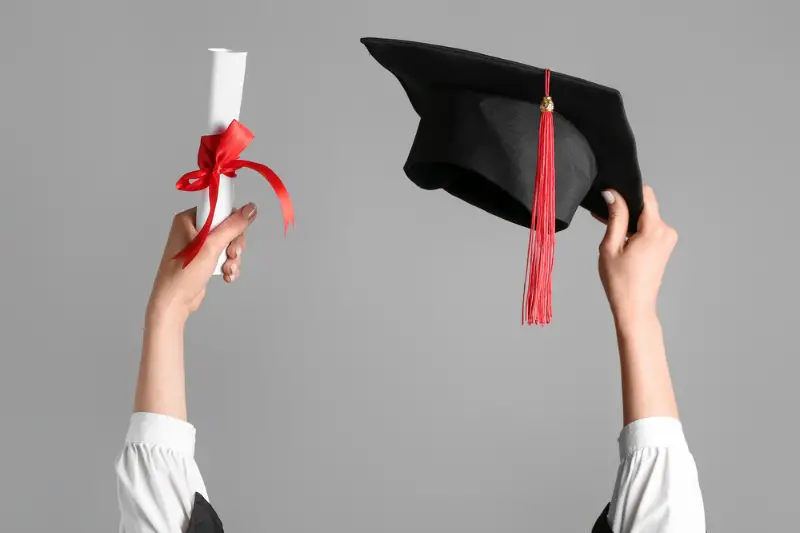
left=1, top=0, right=797, bottom=531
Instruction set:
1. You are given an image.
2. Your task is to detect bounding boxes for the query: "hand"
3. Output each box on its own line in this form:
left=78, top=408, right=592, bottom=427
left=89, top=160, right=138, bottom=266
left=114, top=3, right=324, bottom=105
left=147, top=203, right=257, bottom=322
left=596, top=186, right=678, bottom=325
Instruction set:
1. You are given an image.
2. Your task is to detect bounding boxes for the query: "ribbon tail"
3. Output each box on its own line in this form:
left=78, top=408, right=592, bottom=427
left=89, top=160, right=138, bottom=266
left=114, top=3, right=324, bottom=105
left=173, top=176, right=219, bottom=268
left=234, top=160, right=295, bottom=234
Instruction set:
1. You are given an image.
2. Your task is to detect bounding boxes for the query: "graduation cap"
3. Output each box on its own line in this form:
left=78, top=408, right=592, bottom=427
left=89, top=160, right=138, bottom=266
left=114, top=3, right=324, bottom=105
left=361, top=37, right=644, bottom=325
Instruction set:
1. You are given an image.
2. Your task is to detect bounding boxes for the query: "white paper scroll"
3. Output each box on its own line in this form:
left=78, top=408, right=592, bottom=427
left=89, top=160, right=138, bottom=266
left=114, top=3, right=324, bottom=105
left=198, top=48, right=248, bottom=275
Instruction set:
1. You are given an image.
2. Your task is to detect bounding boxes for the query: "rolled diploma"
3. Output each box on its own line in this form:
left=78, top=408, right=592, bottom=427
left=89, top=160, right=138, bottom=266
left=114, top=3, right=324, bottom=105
left=198, top=48, right=248, bottom=275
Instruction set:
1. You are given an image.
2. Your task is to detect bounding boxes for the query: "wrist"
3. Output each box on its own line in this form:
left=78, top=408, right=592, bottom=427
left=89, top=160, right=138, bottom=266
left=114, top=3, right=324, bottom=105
left=145, top=299, right=189, bottom=332
left=613, top=307, right=659, bottom=336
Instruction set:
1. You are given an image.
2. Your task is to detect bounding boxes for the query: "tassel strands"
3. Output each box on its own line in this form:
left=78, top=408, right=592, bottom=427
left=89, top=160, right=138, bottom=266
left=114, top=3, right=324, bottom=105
left=522, top=69, right=556, bottom=326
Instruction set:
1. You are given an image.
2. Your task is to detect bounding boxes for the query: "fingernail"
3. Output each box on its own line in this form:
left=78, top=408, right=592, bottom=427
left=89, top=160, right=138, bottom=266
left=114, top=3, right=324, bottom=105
left=602, top=191, right=615, bottom=205
left=235, top=247, right=242, bottom=258
left=242, top=203, right=257, bottom=220
left=231, top=264, right=238, bottom=276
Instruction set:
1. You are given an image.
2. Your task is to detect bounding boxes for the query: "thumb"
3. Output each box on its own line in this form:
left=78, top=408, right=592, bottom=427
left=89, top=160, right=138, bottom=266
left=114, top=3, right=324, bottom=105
left=599, top=190, right=629, bottom=255
left=637, top=185, right=662, bottom=234
left=205, top=203, right=257, bottom=254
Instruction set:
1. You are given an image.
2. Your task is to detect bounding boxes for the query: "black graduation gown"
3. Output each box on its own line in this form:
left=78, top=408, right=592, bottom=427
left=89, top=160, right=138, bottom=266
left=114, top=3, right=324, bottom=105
left=185, top=493, right=225, bottom=533
left=592, top=504, right=614, bottom=533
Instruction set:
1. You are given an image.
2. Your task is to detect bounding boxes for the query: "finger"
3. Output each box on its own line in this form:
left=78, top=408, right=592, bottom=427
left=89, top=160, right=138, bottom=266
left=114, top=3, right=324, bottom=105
left=175, top=206, right=197, bottom=220
left=173, top=207, right=198, bottom=234
left=638, top=185, right=662, bottom=233
left=591, top=213, right=633, bottom=238
left=222, top=259, right=240, bottom=282
left=226, top=233, right=246, bottom=260
left=222, top=234, right=246, bottom=283
left=599, top=189, right=629, bottom=255
left=164, top=208, right=198, bottom=262
left=205, top=203, right=257, bottom=254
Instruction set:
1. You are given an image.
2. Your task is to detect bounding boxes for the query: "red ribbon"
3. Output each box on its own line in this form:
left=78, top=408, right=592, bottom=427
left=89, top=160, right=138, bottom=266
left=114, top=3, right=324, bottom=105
left=173, top=119, right=294, bottom=268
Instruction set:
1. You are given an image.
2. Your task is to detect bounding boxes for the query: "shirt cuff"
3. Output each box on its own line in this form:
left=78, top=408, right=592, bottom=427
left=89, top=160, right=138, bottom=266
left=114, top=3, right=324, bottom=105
left=125, top=412, right=197, bottom=456
left=618, top=416, right=689, bottom=460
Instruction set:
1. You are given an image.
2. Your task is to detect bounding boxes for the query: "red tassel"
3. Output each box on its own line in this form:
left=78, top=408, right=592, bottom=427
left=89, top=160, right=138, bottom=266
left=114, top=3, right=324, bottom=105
left=523, top=70, right=556, bottom=326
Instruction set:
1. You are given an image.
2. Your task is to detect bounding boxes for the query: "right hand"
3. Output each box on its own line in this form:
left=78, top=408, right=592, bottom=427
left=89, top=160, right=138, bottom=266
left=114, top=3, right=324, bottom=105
left=596, top=186, right=678, bottom=324
left=147, top=203, right=257, bottom=323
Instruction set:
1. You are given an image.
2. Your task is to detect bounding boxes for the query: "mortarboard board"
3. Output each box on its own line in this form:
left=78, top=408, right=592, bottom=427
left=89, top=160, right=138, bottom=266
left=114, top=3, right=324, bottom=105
left=361, top=37, right=644, bottom=326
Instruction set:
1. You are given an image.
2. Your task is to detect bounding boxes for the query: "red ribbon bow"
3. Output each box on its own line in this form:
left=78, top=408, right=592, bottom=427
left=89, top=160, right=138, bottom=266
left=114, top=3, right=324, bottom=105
left=173, top=119, right=294, bottom=267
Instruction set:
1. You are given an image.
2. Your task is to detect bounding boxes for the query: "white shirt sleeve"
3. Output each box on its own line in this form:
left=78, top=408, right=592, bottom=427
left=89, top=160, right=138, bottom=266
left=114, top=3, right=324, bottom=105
left=607, top=417, right=706, bottom=533
left=115, top=412, right=209, bottom=533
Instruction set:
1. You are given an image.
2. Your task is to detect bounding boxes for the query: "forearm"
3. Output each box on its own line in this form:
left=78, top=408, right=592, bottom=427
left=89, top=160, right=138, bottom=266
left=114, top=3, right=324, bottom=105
left=134, top=305, right=189, bottom=420
left=614, top=312, right=679, bottom=426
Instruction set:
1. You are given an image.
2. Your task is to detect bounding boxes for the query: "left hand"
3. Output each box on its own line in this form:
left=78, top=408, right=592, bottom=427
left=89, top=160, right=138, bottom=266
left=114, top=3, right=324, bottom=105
left=595, top=186, right=678, bottom=325
left=147, top=203, right=257, bottom=321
